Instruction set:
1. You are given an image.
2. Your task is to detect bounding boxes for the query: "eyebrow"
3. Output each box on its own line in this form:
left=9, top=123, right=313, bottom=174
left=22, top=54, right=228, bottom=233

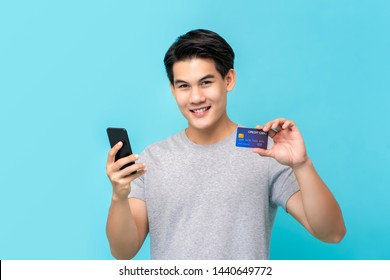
left=174, top=74, right=215, bottom=85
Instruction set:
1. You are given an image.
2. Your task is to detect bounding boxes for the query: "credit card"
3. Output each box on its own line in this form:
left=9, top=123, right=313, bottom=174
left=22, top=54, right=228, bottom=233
left=235, top=127, right=268, bottom=148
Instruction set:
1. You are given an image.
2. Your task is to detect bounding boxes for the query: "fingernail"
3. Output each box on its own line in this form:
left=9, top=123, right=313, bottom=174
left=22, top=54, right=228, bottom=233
left=134, top=154, right=139, bottom=159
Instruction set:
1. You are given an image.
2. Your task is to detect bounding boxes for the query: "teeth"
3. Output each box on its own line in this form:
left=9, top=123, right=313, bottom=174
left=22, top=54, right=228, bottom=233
left=193, top=107, right=208, bottom=113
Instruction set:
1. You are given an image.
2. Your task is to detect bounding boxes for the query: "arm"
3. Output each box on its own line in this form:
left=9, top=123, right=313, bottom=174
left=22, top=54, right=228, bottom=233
left=253, top=118, right=346, bottom=243
left=287, top=160, right=346, bottom=242
left=105, top=142, right=149, bottom=259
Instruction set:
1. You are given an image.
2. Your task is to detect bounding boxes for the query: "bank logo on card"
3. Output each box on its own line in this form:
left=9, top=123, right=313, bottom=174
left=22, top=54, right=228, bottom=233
left=235, top=127, right=268, bottom=149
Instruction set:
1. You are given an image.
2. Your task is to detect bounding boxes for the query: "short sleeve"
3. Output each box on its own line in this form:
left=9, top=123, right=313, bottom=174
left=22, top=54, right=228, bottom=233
left=129, top=173, right=146, bottom=201
left=268, top=158, right=300, bottom=211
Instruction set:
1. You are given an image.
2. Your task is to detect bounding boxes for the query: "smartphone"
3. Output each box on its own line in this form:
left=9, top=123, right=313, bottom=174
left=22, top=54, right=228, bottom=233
left=107, top=127, right=136, bottom=174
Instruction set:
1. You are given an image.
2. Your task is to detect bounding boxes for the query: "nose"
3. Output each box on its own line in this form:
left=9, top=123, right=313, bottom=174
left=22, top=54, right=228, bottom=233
left=189, top=87, right=206, bottom=104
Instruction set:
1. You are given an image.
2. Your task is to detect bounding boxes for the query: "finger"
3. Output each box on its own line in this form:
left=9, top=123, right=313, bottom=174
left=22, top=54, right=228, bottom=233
left=281, top=120, right=295, bottom=130
left=107, top=141, right=123, bottom=164
left=271, top=118, right=288, bottom=131
left=107, top=154, right=140, bottom=176
left=113, top=154, right=139, bottom=170
left=270, top=120, right=294, bottom=138
left=123, top=168, right=147, bottom=183
left=257, top=124, right=278, bottom=138
left=119, top=162, right=147, bottom=178
left=268, top=129, right=277, bottom=138
left=255, top=124, right=264, bottom=130
left=262, top=121, right=272, bottom=132
left=252, top=147, right=274, bottom=158
left=262, top=118, right=286, bottom=132
left=267, top=119, right=288, bottom=135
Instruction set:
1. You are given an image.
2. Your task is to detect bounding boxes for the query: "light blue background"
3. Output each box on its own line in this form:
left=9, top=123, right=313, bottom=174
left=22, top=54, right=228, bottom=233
left=1, top=0, right=389, bottom=260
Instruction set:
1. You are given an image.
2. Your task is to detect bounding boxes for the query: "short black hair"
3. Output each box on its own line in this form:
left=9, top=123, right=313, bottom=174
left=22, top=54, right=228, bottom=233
left=163, top=29, right=235, bottom=84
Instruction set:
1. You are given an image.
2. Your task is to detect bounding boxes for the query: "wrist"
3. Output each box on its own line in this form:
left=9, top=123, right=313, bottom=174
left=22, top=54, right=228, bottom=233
left=292, top=156, right=312, bottom=172
left=112, top=192, right=130, bottom=202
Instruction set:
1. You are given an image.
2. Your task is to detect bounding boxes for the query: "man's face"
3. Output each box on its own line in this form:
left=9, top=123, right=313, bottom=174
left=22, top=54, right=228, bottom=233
left=170, top=58, right=236, bottom=132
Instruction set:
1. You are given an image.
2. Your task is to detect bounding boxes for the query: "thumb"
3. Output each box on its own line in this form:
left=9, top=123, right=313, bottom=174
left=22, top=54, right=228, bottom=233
left=252, top=148, right=273, bottom=158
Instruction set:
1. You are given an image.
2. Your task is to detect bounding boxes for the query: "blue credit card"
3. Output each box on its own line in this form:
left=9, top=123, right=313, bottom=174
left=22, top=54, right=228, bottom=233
left=235, top=127, right=269, bottom=148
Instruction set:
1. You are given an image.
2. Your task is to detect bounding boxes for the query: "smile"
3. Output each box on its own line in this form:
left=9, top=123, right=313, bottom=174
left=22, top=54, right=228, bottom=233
left=189, top=106, right=211, bottom=117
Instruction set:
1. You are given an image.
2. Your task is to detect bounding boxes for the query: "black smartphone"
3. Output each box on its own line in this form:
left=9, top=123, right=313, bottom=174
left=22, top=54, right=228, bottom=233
left=107, top=127, right=136, bottom=174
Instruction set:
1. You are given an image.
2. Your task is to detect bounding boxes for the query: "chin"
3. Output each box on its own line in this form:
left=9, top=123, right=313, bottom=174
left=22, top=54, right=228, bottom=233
left=184, top=108, right=225, bottom=131
left=190, top=120, right=218, bottom=131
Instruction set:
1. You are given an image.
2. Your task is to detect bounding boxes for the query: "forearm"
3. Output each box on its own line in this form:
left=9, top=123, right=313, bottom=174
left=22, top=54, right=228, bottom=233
left=292, top=159, right=346, bottom=242
left=106, top=196, right=140, bottom=259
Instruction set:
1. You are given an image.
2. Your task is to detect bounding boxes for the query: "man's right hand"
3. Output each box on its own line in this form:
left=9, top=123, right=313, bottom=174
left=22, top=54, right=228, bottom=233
left=106, top=141, right=147, bottom=200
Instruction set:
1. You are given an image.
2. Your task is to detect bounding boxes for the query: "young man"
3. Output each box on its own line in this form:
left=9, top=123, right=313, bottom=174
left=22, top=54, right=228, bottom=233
left=106, top=29, right=346, bottom=260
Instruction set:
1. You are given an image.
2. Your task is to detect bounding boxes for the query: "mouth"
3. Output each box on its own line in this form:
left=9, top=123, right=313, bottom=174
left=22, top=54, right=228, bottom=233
left=189, top=106, right=211, bottom=117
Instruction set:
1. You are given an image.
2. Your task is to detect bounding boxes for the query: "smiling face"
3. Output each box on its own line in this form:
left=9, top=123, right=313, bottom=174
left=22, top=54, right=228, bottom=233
left=170, top=58, right=236, bottom=139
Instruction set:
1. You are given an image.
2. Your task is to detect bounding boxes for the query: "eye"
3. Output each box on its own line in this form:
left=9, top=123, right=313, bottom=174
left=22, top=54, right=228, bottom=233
left=178, top=83, right=189, bottom=89
left=201, top=80, right=212, bottom=86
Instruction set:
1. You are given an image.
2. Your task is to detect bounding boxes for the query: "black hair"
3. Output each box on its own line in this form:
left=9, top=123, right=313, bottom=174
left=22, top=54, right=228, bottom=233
left=163, top=29, right=235, bottom=84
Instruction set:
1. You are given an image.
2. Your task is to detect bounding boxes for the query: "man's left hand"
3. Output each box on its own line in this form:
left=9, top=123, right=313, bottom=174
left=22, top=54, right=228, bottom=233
left=252, top=118, right=308, bottom=168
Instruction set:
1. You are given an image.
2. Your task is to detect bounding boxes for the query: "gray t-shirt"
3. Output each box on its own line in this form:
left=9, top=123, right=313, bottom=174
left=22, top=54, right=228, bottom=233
left=130, top=127, right=299, bottom=259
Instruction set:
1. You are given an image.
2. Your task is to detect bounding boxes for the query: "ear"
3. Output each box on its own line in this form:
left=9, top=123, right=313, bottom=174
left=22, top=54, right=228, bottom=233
left=225, top=69, right=236, bottom=92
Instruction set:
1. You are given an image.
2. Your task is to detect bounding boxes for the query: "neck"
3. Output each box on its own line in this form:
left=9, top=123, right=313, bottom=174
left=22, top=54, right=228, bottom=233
left=185, top=116, right=237, bottom=145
